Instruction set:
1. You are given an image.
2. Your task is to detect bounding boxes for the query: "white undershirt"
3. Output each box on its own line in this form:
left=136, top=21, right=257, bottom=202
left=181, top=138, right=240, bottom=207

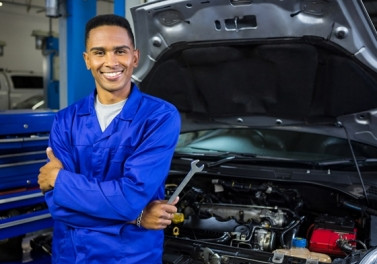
left=95, top=95, right=127, bottom=132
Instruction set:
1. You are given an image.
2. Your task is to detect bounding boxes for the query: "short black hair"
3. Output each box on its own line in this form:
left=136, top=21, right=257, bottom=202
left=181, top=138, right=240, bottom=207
left=85, top=14, right=135, bottom=48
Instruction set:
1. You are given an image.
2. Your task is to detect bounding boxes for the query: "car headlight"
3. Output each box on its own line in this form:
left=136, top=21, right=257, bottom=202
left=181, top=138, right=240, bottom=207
left=360, top=247, right=377, bottom=264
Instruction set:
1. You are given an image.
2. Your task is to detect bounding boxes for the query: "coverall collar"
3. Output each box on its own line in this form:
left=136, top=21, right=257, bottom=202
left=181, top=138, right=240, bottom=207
left=76, top=83, right=141, bottom=121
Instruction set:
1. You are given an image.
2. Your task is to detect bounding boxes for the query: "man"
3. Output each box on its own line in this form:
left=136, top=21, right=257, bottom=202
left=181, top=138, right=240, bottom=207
left=38, top=14, right=181, bottom=263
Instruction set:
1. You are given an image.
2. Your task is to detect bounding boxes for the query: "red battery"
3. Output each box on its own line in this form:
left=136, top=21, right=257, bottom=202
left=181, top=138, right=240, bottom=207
left=309, top=227, right=357, bottom=256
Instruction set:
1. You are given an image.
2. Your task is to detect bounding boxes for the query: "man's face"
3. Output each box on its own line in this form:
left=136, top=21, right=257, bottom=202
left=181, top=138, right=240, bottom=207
left=83, top=25, right=139, bottom=100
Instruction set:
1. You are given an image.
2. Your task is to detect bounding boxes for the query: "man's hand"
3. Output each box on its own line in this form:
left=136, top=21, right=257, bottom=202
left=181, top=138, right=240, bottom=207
left=38, top=147, right=63, bottom=193
left=139, top=197, right=179, bottom=230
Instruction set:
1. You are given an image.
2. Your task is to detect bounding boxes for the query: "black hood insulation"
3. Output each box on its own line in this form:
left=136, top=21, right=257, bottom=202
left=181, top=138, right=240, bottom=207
left=140, top=39, right=377, bottom=121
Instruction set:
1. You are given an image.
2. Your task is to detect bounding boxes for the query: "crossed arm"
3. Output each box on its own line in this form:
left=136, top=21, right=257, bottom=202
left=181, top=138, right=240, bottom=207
left=38, top=147, right=179, bottom=230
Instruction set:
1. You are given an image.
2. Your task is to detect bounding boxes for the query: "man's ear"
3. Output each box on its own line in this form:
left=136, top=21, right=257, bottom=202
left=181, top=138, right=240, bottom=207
left=133, top=49, right=140, bottom=67
left=83, top=52, right=90, bottom=70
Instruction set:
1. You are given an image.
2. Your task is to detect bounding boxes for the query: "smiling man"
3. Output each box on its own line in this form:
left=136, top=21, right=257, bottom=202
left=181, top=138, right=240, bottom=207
left=38, top=14, right=181, bottom=263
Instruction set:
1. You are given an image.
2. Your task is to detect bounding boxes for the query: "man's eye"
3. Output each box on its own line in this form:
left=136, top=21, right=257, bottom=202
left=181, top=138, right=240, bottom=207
left=94, top=51, right=104, bottom=56
left=116, top=49, right=127, bottom=55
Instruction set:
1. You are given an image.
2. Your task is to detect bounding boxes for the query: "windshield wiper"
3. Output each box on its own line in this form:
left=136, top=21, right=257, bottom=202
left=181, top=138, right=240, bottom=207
left=175, top=150, right=318, bottom=168
left=175, top=150, right=258, bottom=167
left=206, top=153, right=267, bottom=167
left=316, top=158, right=377, bottom=167
left=206, top=155, right=236, bottom=167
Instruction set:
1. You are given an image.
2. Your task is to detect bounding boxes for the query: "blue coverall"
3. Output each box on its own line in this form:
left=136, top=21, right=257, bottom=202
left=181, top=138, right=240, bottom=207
left=44, top=84, right=181, bottom=263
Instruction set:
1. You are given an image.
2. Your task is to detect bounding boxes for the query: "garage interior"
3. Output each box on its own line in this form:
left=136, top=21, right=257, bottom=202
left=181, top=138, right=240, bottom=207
left=0, top=1, right=146, bottom=263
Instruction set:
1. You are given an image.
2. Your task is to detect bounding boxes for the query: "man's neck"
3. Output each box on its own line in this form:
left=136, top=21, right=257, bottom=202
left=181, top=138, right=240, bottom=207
left=96, top=87, right=131, bottom=104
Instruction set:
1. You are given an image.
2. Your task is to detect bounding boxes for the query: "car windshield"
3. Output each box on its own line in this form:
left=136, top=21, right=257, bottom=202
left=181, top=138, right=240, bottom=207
left=11, top=75, right=43, bottom=89
left=175, top=128, right=377, bottom=163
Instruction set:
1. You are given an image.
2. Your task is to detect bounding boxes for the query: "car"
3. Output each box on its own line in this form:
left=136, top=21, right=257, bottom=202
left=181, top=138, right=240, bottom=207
left=131, top=0, right=377, bottom=263
left=0, top=69, right=44, bottom=110
left=13, top=95, right=46, bottom=110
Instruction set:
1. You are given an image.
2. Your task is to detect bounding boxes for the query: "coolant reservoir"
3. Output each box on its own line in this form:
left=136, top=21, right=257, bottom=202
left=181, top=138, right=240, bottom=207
left=273, top=237, right=332, bottom=263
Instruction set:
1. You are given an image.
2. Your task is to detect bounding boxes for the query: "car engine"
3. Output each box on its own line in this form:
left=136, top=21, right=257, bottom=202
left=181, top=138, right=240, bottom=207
left=163, top=170, right=377, bottom=264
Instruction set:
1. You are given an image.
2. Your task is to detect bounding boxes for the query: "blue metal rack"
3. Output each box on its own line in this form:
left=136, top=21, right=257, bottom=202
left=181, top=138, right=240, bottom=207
left=0, top=110, right=55, bottom=240
left=0, top=189, right=53, bottom=240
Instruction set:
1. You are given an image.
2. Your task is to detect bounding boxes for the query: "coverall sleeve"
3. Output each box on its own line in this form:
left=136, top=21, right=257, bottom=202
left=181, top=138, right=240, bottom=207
left=44, top=190, right=124, bottom=233
left=44, top=115, right=126, bottom=230
left=47, top=106, right=181, bottom=227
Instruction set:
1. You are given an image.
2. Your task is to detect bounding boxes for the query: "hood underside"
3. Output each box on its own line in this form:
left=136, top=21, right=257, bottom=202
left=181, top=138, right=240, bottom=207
left=131, top=0, right=377, bottom=146
left=140, top=39, right=377, bottom=120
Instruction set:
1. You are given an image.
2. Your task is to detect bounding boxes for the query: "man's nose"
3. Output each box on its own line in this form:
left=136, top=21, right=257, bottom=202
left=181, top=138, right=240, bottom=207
left=105, top=53, right=119, bottom=66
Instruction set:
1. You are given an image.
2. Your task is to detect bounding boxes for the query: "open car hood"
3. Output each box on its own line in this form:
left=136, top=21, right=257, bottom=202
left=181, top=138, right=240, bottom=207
left=131, top=0, right=377, bottom=147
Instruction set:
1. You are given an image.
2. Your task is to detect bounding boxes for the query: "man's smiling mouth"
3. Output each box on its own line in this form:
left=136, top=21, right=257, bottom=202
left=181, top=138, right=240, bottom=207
left=102, top=71, right=124, bottom=78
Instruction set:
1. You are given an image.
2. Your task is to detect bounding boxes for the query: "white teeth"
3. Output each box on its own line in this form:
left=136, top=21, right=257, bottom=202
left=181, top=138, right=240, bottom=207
left=103, top=72, right=121, bottom=77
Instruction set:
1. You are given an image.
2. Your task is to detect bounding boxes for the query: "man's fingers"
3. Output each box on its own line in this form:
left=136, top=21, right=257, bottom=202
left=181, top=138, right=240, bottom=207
left=46, top=147, right=63, bottom=168
left=46, top=147, right=56, bottom=161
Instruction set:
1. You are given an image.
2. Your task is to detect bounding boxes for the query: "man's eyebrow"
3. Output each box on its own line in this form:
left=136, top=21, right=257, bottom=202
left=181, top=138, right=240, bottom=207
left=89, top=45, right=131, bottom=52
left=114, top=45, right=131, bottom=50
left=89, top=47, right=105, bottom=52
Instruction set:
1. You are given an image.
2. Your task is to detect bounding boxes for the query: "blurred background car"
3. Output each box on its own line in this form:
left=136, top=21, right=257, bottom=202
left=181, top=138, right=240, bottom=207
left=13, top=95, right=46, bottom=110
left=0, top=69, right=43, bottom=110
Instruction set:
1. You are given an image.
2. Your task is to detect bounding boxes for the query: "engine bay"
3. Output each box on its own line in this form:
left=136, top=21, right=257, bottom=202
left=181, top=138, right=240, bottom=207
left=163, top=169, right=377, bottom=264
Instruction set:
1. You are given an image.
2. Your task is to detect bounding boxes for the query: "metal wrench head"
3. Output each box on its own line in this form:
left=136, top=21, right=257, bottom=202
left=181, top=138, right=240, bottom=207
left=191, top=159, right=204, bottom=173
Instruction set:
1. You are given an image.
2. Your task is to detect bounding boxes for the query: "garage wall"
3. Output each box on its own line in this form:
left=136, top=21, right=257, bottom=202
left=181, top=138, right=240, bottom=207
left=0, top=5, right=59, bottom=74
left=0, top=1, right=120, bottom=74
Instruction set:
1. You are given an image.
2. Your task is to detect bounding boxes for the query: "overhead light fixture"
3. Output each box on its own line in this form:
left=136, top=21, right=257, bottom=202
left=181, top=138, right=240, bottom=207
left=46, top=0, right=60, bottom=18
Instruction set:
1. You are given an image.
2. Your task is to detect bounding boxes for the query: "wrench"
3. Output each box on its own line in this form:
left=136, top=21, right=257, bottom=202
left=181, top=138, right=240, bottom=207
left=168, top=160, right=204, bottom=204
